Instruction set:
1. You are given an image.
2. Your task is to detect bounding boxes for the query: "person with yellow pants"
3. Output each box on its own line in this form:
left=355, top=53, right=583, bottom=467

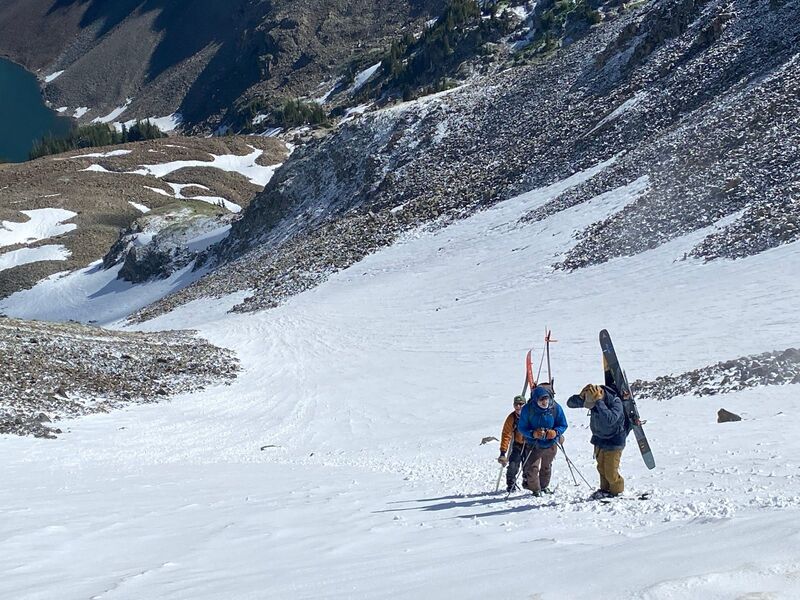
left=567, top=383, right=629, bottom=498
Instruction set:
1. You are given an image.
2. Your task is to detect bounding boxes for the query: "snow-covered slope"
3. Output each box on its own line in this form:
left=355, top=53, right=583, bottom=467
left=2, top=165, right=798, bottom=599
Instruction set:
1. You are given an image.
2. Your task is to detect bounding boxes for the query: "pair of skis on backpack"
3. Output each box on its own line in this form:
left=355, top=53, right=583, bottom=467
left=521, top=329, right=656, bottom=470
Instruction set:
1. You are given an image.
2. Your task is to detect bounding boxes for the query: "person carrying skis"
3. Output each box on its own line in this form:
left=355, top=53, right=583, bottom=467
left=517, top=386, right=568, bottom=496
left=498, top=395, right=531, bottom=492
left=566, top=383, right=628, bottom=498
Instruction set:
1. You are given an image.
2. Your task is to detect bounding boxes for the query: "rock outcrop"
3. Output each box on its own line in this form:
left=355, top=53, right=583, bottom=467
left=0, top=316, right=239, bottom=438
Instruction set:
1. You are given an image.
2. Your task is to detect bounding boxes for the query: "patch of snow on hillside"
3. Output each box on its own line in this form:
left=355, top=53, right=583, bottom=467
left=509, top=3, right=535, bottom=21
left=114, top=113, right=183, bottom=133
left=129, top=146, right=280, bottom=188
left=186, top=225, right=232, bottom=253
left=589, top=92, right=645, bottom=134
left=351, top=62, right=382, bottom=93
left=129, top=201, right=150, bottom=213
left=260, top=127, right=283, bottom=137
left=44, top=70, right=64, bottom=83
left=433, top=120, right=449, bottom=145
left=144, top=183, right=240, bottom=213
left=71, top=149, right=132, bottom=159
left=82, top=164, right=111, bottom=173
left=188, top=196, right=241, bottom=213
left=0, top=245, right=70, bottom=272
left=149, top=113, right=182, bottom=132
left=92, top=98, right=132, bottom=124
left=0, top=208, right=77, bottom=248
left=143, top=186, right=172, bottom=197
left=73, top=107, right=89, bottom=118
left=341, top=103, right=373, bottom=124
left=56, top=106, right=68, bottom=113
left=0, top=260, right=204, bottom=325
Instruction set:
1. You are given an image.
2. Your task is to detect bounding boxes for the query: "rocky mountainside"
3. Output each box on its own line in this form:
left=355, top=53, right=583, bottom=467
left=0, top=0, right=443, bottom=130
left=135, top=0, right=800, bottom=320
left=0, top=316, right=238, bottom=438
left=0, top=136, right=287, bottom=298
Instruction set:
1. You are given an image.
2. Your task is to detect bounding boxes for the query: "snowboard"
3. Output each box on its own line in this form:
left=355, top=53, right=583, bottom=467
left=599, top=329, right=656, bottom=470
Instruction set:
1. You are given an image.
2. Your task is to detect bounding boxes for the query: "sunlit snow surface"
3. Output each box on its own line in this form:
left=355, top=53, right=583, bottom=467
left=0, top=261, right=204, bottom=325
left=127, top=146, right=279, bottom=187
left=0, top=244, right=70, bottom=271
left=1, top=165, right=799, bottom=599
left=0, top=208, right=77, bottom=248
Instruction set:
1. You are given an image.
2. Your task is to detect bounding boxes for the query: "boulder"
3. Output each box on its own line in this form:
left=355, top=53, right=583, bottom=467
left=717, top=408, right=742, bottom=423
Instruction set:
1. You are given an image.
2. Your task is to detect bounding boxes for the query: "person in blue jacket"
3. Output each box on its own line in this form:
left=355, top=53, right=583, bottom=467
left=517, top=385, right=568, bottom=496
left=567, top=384, right=628, bottom=498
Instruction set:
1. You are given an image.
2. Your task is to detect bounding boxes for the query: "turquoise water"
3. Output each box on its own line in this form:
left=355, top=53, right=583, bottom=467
left=0, top=58, right=73, bottom=162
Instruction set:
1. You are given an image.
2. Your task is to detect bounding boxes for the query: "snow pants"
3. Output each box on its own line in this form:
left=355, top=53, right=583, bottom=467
left=595, top=448, right=624, bottom=495
left=522, top=444, right=557, bottom=492
left=506, top=442, right=531, bottom=490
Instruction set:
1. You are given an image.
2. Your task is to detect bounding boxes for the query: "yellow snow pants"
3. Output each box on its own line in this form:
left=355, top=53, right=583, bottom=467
left=595, top=448, right=624, bottom=495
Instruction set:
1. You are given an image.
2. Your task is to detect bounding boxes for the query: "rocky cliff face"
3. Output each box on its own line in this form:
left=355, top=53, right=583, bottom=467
left=0, top=0, right=442, bottom=130
left=131, top=0, right=799, bottom=320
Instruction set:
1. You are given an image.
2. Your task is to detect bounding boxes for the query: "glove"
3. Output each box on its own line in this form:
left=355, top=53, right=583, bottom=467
left=566, top=394, right=584, bottom=409
left=497, top=455, right=509, bottom=466
left=533, top=429, right=546, bottom=440
left=545, top=429, right=557, bottom=440
left=580, top=384, right=602, bottom=409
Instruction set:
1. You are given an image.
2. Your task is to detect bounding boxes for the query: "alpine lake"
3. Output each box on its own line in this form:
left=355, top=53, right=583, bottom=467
left=0, top=57, right=73, bottom=163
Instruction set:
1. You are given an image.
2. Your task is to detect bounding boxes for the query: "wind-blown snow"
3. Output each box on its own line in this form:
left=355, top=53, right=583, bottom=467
left=1, top=164, right=799, bottom=599
left=0, top=208, right=77, bottom=248
left=0, top=244, right=70, bottom=271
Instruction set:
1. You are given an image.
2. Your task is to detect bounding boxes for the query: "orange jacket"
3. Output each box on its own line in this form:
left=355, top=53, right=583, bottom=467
left=500, top=411, right=525, bottom=454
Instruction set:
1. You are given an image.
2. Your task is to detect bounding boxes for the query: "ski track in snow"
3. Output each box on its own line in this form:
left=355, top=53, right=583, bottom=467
left=1, top=163, right=799, bottom=599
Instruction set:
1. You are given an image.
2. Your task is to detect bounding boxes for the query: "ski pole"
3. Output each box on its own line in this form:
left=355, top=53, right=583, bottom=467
left=559, top=442, right=579, bottom=486
left=507, top=441, right=528, bottom=495
left=557, top=441, right=592, bottom=488
left=495, top=464, right=505, bottom=493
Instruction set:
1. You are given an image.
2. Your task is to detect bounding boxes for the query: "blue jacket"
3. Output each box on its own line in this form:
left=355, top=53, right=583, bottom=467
left=567, top=385, right=627, bottom=450
left=518, top=399, right=568, bottom=448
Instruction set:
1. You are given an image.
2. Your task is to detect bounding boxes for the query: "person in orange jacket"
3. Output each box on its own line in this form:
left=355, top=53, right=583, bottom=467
left=498, top=395, right=531, bottom=492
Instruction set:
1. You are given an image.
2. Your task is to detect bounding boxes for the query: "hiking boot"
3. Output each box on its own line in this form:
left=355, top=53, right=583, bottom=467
left=589, top=489, right=613, bottom=500
left=542, top=487, right=555, bottom=495
left=531, top=490, right=542, bottom=497
left=506, top=483, right=519, bottom=493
